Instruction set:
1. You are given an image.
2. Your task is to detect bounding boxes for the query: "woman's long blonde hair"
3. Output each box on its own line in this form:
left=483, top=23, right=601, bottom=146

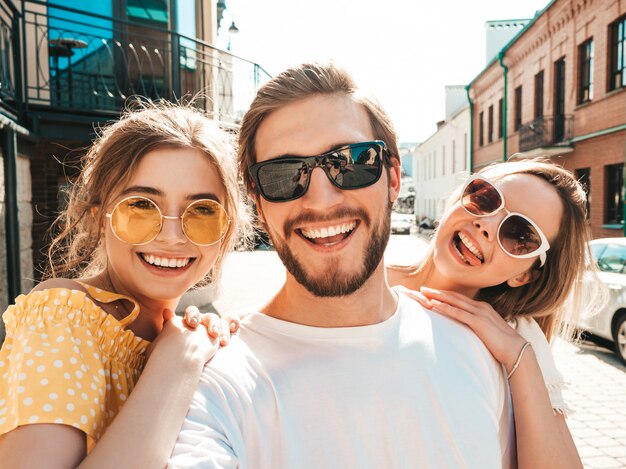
left=396, top=158, right=605, bottom=341
left=46, top=100, right=248, bottom=286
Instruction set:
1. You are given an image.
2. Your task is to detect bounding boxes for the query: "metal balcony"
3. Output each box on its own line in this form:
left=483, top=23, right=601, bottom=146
left=518, top=115, right=574, bottom=156
left=0, top=0, right=271, bottom=126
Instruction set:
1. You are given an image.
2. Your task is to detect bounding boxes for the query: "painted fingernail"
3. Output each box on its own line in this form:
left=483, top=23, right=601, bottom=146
left=211, top=325, right=219, bottom=335
left=187, top=315, right=199, bottom=326
left=230, top=322, right=237, bottom=332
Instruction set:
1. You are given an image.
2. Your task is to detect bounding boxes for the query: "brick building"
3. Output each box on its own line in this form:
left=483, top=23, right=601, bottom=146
left=468, top=0, right=626, bottom=238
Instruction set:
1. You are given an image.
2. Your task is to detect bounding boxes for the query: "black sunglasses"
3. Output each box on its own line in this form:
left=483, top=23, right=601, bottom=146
left=249, top=141, right=388, bottom=202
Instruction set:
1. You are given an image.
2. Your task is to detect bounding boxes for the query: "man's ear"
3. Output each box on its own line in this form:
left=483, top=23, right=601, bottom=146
left=388, top=158, right=401, bottom=203
left=506, top=268, right=540, bottom=288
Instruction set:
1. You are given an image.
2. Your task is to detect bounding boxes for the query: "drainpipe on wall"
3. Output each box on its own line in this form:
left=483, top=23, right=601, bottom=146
left=497, top=51, right=508, bottom=162
left=2, top=126, right=21, bottom=303
left=465, top=85, right=474, bottom=174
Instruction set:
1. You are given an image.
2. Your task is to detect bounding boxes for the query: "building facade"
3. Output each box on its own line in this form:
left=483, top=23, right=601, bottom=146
left=412, top=87, right=470, bottom=221
left=0, top=0, right=270, bottom=340
left=469, top=0, right=626, bottom=239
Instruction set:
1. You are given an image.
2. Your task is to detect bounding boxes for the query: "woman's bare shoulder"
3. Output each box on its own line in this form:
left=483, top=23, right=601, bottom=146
left=31, top=278, right=88, bottom=294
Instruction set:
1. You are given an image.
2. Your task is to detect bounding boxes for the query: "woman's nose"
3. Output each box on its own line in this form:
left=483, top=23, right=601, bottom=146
left=473, top=217, right=498, bottom=241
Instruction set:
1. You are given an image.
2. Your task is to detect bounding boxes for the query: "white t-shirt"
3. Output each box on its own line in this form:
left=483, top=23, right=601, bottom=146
left=169, top=293, right=515, bottom=469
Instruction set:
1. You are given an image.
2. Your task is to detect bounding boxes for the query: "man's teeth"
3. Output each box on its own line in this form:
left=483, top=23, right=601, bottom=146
left=300, top=222, right=357, bottom=239
left=458, top=232, right=484, bottom=260
left=141, top=254, right=191, bottom=268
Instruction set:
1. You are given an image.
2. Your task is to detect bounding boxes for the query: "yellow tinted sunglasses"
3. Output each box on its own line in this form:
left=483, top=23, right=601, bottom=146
left=105, top=196, right=230, bottom=246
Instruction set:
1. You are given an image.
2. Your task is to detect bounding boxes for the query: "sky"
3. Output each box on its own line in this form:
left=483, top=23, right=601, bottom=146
left=219, top=0, right=551, bottom=144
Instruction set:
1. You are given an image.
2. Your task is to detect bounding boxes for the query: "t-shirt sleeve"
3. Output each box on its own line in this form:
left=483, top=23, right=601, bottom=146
left=168, top=370, right=240, bottom=469
left=0, top=293, right=107, bottom=439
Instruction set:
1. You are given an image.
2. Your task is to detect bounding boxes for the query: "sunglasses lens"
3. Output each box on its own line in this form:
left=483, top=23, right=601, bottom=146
left=183, top=200, right=229, bottom=245
left=499, top=215, right=542, bottom=256
left=462, top=178, right=502, bottom=215
left=327, top=142, right=382, bottom=188
left=110, top=197, right=161, bottom=244
left=257, top=160, right=311, bottom=201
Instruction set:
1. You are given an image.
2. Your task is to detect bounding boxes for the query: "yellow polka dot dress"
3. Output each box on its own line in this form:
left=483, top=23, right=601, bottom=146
left=0, top=283, right=150, bottom=451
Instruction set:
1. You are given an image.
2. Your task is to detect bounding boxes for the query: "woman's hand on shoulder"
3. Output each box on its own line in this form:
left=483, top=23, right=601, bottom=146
left=182, top=306, right=240, bottom=347
left=145, top=307, right=240, bottom=366
left=402, top=286, right=527, bottom=371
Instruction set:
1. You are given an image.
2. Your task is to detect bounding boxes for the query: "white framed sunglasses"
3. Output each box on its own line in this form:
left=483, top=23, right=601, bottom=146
left=460, top=175, right=551, bottom=267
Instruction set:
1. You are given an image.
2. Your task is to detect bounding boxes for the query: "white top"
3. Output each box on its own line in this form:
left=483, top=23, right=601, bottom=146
left=169, top=294, right=515, bottom=469
left=513, top=317, right=569, bottom=415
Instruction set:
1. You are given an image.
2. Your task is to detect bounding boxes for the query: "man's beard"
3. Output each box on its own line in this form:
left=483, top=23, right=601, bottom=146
left=269, top=203, right=392, bottom=297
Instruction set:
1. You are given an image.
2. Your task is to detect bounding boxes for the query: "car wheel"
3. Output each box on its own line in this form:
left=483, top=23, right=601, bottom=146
left=613, top=312, right=626, bottom=366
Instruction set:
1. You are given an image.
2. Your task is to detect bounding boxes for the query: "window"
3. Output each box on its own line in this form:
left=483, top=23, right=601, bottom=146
left=578, top=39, right=594, bottom=103
left=497, top=98, right=503, bottom=138
left=452, top=139, right=456, bottom=173
left=576, top=167, right=591, bottom=220
left=463, top=133, right=467, bottom=170
left=609, top=15, right=626, bottom=91
left=606, top=163, right=624, bottom=224
left=514, top=86, right=522, bottom=131
left=442, top=145, right=446, bottom=175
left=488, top=105, right=494, bottom=143
left=127, top=0, right=169, bottom=26
left=479, top=111, right=484, bottom=146
left=534, top=71, right=544, bottom=118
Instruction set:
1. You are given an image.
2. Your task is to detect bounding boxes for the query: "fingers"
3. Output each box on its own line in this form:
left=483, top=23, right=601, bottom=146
left=162, top=308, right=175, bottom=322
left=420, top=287, right=491, bottom=316
left=183, top=306, right=201, bottom=329
left=396, top=287, right=433, bottom=309
left=183, top=307, right=239, bottom=347
left=224, top=315, right=240, bottom=334
left=199, top=314, right=232, bottom=346
left=219, top=318, right=230, bottom=346
left=429, top=299, right=476, bottom=328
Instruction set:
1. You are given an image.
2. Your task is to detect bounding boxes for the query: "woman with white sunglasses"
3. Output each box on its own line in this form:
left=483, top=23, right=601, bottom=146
left=389, top=158, right=604, bottom=469
left=0, top=102, right=245, bottom=468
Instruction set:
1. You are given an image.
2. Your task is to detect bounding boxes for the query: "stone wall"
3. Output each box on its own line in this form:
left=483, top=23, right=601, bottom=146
left=0, top=151, right=34, bottom=344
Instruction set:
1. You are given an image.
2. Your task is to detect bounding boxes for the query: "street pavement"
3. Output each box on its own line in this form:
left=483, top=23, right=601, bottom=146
left=208, top=233, right=626, bottom=468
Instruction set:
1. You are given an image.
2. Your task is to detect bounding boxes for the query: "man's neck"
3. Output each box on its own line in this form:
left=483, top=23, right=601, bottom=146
left=261, top=265, right=398, bottom=327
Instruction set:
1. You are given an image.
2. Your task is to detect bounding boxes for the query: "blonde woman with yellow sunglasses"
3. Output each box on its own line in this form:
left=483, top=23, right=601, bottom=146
left=0, top=102, right=245, bottom=468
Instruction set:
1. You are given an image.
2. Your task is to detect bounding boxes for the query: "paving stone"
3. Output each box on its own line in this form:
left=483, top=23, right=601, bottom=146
left=604, top=446, right=626, bottom=458
left=582, top=456, right=623, bottom=468
left=578, top=445, right=604, bottom=457
left=573, top=427, right=604, bottom=438
left=602, top=428, right=626, bottom=439
left=586, top=436, right=619, bottom=448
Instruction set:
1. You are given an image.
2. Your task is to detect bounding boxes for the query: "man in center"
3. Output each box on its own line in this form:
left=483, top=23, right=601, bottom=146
left=169, top=62, right=513, bottom=468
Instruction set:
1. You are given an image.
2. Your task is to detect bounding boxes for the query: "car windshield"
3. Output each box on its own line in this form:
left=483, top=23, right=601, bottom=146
left=592, top=243, right=626, bottom=273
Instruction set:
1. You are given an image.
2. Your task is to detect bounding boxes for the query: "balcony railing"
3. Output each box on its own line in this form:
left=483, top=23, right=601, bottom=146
left=519, top=115, right=574, bottom=153
left=0, top=0, right=271, bottom=125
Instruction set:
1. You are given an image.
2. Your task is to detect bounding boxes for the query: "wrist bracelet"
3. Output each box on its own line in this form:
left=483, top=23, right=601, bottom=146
left=507, top=341, right=532, bottom=380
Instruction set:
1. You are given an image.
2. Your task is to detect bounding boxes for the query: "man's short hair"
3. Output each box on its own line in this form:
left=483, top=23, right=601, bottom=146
left=238, top=62, right=400, bottom=196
